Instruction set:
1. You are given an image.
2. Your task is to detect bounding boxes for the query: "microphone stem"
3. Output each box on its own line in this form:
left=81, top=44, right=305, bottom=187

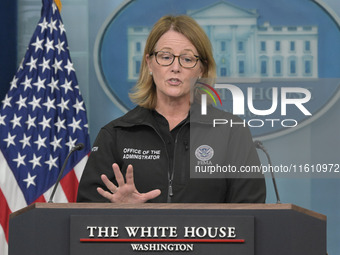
left=48, top=149, right=74, bottom=203
left=262, top=148, right=281, bottom=204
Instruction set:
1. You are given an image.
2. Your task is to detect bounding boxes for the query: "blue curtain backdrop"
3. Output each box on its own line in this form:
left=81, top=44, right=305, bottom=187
left=0, top=1, right=17, bottom=102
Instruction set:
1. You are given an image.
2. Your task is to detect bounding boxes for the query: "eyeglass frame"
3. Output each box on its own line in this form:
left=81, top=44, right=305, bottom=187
left=149, top=51, right=201, bottom=69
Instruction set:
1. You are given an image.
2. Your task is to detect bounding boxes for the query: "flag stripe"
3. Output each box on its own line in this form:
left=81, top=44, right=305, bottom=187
left=0, top=189, right=11, bottom=242
left=0, top=151, right=27, bottom=212
left=74, top=154, right=89, bottom=180
left=48, top=185, right=68, bottom=202
left=60, top=168, right=78, bottom=202
left=34, top=194, right=47, bottom=203
left=0, top=226, right=8, bottom=255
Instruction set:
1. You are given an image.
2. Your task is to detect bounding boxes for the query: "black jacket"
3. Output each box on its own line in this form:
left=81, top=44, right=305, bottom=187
left=77, top=105, right=266, bottom=203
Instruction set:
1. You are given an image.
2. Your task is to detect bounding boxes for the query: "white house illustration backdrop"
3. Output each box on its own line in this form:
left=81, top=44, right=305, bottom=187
left=127, top=1, right=318, bottom=81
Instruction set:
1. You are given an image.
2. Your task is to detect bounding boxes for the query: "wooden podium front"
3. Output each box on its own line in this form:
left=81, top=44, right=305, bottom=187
left=9, top=203, right=326, bottom=255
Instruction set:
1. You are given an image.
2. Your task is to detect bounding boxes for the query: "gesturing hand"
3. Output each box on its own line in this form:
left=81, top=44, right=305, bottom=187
left=97, top=163, right=161, bottom=203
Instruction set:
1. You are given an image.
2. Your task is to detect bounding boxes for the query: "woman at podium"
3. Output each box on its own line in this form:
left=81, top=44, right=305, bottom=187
left=77, top=15, right=266, bottom=204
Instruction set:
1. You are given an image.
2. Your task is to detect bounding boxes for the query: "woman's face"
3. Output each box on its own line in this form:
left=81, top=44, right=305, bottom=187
left=146, top=30, right=203, bottom=103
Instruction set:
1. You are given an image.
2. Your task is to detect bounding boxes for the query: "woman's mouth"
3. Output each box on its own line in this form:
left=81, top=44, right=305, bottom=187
left=167, top=78, right=182, bottom=86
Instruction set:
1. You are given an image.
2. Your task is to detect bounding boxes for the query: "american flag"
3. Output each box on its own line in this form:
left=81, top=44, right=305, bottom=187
left=0, top=0, right=91, bottom=253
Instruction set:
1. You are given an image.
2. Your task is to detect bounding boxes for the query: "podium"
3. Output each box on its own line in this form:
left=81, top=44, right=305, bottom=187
left=9, top=203, right=326, bottom=255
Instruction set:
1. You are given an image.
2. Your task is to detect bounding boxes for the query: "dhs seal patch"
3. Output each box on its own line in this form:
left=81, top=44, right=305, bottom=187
left=195, top=145, right=214, bottom=161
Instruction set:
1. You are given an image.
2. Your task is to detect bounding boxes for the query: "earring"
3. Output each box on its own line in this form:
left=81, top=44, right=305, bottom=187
left=150, top=72, right=153, bottom=76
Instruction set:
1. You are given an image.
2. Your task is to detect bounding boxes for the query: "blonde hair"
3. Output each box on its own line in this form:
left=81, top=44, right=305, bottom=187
left=129, top=15, right=216, bottom=109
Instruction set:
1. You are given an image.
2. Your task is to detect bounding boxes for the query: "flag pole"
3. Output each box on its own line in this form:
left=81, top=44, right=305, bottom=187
left=54, top=0, right=62, bottom=12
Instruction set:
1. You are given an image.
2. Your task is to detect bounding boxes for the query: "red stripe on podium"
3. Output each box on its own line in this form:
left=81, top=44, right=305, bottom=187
left=80, top=238, right=245, bottom=243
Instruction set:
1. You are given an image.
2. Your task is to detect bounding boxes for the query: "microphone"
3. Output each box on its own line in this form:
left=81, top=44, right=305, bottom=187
left=48, top=143, right=85, bottom=203
left=254, top=140, right=281, bottom=204
left=72, top=143, right=85, bottom=151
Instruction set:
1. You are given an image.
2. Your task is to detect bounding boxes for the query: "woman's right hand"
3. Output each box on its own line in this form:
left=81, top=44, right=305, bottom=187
left=97, top=163, right=161, bottom=203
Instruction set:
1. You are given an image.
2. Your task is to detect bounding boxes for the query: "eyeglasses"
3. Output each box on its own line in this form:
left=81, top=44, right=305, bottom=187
left=151, top=51, right=200, bottom=69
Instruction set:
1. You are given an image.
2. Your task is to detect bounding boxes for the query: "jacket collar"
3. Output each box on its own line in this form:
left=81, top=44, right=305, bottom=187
left=113, top=106, right=155, bottom=128
left=114, top=103, right=229, bottom=128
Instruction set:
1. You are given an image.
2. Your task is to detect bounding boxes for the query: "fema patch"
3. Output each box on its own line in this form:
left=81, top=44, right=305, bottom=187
left=195, top=145, right=214, bottom=161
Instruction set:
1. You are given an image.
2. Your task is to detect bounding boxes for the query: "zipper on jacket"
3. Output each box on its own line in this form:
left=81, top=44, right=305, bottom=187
left=144, top=119, right=188, bottom=203
left=142, top=123, right=173, bottom=202
left=168, top=179, right=173, bottom=197
left=167, top=122, right=188, bottom=202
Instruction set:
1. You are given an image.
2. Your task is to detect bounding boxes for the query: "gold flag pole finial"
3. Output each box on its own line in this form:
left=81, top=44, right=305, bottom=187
left=54, top=0, right=62, bottom=12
